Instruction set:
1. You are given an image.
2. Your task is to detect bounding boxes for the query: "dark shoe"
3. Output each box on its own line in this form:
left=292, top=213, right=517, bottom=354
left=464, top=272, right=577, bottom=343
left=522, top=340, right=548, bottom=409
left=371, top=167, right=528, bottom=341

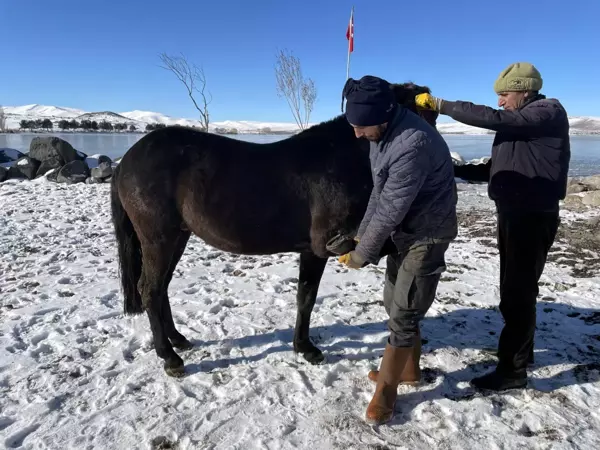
left=365, top=344, right=414, bottom=425
left=471, top=369, right=527, bottom=391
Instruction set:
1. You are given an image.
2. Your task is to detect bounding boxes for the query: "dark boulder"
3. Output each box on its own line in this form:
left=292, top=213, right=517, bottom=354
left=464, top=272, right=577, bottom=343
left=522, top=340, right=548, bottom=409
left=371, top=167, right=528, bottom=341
left=29, top=136, right=80, bottom=165
left=0, top=148, right=25, bottom=164
left=36, top=157, right=63, bottom=178
left=86, top=154, right=112, bottom=169
left=46, top=169, right=59, bottom=182
left=15, top=156, right=41, bottom=180
left=57, top=160, right=90, bottom=184
left=6, top=166, right=27, bottom=180
left=90, top=162, right=113, bottom=180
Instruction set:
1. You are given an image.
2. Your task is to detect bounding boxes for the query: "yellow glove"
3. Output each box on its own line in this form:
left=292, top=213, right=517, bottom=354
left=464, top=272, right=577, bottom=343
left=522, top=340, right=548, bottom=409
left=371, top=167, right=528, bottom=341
left=338, top=251, right=365, bottom=269
left=415, top=93, right=443, bottom=112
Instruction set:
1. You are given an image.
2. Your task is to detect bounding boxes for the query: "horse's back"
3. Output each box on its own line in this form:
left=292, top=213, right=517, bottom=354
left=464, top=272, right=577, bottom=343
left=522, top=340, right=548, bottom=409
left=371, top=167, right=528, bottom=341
left=116, top=126, right=314, bottom=254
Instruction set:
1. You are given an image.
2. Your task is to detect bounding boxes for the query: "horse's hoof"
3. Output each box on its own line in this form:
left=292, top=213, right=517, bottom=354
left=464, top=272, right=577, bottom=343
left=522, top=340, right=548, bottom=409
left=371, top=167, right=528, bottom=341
left=164, top=358, right=185, bottom=377
left=294, top=342, right=325, bottom=365
left=303, top=349, right=325, bottom=365
left=172, top=338, right=194, bottom=351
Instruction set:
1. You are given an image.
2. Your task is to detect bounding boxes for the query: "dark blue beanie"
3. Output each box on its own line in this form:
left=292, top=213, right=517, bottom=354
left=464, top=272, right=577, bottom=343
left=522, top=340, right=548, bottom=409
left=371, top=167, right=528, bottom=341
left=343, top=75, right=397, bottom=126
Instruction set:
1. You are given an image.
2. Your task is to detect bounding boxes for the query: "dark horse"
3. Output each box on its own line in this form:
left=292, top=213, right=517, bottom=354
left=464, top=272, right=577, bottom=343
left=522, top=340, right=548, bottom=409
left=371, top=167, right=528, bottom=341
left=110, top=82, right=441, bottom=376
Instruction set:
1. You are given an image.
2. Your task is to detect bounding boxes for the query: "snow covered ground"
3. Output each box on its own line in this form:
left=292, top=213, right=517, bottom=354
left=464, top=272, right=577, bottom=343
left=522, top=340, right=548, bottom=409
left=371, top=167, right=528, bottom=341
left=0, top=179, right=599, bottom=449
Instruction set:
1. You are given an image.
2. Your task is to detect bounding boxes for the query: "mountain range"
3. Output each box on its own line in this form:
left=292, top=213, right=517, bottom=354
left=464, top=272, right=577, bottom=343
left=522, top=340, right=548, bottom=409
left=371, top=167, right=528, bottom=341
left=2, top=104, right=600, bottom=135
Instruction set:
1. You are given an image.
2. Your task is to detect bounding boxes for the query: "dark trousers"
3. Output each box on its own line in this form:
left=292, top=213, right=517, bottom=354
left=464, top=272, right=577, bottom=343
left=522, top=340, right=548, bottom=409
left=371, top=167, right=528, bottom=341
left=383, top=243, right=449, bottom=348
left=496, top=210, right=559, bottom=374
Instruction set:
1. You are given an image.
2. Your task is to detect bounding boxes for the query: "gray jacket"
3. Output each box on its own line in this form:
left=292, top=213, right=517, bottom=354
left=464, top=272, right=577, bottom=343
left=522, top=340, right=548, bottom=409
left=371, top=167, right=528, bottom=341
left=355, top=106, right=458, bottom=263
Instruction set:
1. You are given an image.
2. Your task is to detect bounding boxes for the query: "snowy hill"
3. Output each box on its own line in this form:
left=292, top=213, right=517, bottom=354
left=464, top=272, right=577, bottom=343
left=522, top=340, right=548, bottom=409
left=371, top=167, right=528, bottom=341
left=437, top=115, right=600, bottom=135
left=2, top=103, right=600, bottom=135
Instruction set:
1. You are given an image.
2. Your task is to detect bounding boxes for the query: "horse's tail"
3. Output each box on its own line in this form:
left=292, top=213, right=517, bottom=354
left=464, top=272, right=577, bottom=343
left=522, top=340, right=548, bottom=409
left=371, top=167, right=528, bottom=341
left=110, top=165, right=144, bottom=315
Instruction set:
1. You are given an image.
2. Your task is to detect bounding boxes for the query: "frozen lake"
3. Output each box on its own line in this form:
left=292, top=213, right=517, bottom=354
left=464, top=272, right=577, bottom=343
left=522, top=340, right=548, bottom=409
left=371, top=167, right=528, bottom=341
left=2, top=132, right=599, bottom=176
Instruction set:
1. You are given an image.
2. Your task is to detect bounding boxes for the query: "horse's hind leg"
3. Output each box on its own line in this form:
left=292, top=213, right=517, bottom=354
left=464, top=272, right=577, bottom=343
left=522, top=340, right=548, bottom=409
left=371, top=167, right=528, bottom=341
left=294, top=251, right=328, bottom=364
left=138, top=233, right=187, bottom=377
left=162, top=231, right=193, bottom=350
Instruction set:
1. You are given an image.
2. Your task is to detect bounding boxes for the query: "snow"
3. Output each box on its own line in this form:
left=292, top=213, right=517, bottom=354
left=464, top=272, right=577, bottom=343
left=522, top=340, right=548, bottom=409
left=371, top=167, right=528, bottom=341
left=3, top=103, right=600, bottom=135
left=16, top=158, right=29, bottom=166
left=1, top=177, right=599, bottom=449
left=3, top=104, right=86, bottom=118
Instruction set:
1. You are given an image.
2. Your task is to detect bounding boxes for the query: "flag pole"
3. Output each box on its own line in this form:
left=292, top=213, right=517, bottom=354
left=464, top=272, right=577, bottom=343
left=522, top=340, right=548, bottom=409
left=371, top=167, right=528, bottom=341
left=346, top=6, right=354, bottom=80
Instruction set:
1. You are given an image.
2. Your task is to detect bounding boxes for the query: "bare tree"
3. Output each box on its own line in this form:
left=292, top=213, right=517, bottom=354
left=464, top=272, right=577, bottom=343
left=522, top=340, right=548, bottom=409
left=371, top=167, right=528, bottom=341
left=159, top=52, right=212, bottom=132
left=275, top=49, right=317, bottom=130
left=0, top=105, right=6, bottom=132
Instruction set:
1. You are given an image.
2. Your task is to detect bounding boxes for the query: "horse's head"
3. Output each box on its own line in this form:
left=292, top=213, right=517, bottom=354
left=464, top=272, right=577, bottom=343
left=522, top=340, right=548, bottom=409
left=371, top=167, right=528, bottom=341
left=390, top=82, right=439, bottom=128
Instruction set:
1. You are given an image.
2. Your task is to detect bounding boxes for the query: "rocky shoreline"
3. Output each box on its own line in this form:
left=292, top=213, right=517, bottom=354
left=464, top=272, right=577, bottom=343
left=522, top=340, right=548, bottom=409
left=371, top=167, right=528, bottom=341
left=456, top=204, right=600, bottom=280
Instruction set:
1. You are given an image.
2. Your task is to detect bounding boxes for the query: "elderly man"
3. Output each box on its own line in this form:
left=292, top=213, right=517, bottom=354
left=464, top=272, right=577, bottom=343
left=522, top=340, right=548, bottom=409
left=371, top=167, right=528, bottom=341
left=339, top=75, right=458, bottom=424
left=415, top=62, right=571, bottom=391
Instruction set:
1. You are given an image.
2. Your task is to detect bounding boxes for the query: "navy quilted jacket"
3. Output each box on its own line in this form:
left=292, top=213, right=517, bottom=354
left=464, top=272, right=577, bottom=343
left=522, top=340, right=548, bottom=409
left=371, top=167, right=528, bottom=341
left=441, top=95, right=570, bottom=212
left=355, top=107, right=458, bottom=264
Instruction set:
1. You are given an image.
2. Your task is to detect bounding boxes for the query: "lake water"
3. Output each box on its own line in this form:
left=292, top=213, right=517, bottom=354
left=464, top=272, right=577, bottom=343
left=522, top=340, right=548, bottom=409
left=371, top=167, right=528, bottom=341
left=2, top=132, right=599, bottom=176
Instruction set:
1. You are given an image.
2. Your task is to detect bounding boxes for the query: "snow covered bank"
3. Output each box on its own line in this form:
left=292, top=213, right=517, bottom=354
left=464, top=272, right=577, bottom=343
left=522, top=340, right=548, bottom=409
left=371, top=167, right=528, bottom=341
left=0, top=180, right=599, bottom=449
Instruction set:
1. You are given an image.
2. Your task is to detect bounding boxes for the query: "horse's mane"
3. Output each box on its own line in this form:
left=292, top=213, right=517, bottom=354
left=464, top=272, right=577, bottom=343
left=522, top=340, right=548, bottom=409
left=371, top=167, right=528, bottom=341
left=296, top=81, right=437, bottom=139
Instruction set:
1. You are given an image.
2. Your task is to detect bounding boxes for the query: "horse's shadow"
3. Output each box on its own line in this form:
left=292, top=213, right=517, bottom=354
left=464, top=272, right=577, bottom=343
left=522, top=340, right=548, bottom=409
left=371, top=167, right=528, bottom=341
left=184, top=300, right=600, bottom=398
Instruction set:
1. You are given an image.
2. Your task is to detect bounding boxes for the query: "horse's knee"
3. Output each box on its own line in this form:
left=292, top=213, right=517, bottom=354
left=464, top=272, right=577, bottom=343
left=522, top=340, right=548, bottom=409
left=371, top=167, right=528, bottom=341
left=138, top=275, right=161, bottom=311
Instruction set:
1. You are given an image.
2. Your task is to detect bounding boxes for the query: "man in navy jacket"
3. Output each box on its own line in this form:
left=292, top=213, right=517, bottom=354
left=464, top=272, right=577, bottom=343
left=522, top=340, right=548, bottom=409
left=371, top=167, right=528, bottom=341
left=416, top=62, right=571, bottom=391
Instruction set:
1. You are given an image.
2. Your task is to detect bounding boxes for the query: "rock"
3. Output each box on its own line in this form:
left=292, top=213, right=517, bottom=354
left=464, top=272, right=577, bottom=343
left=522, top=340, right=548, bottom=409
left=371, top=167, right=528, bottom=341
left=580, top=175, right=600, bottom=191
left=15, top=156, right=41, bottom=180
left=86, top=154, right=113, bottom=169
left=451, top=152, right=466, bottom=165
left=29, top=136, right=80, bottom=166
left=567, top=183, right=587, bottom=194
left=587, top=216, right=600, bottom=228
left=75, top=150, right=88, bottom=160
left=57, top=160, right=90, bottom=184
left=0, top=148, right=25, bottom=164
left=6, top=166, right=27, bottom=180
left=91, top=162, right=112, bottom=180
left=0, top=166, right=7, bottom=182
left=46, top=169, right=59, bottom=182
left=581, top=190, right=600, bottom=207
left=564, top=194, right=583, bottom=205
left=114, top=157, right=122, bottom=165
left=85, top=176, right=103, bottom=184
left=36, top=157, right=63, bottom=178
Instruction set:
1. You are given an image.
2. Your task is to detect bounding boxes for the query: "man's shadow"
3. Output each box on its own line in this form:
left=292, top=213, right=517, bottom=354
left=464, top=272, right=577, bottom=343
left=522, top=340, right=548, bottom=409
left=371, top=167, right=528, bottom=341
left=184, top=300, right=600, bottom=407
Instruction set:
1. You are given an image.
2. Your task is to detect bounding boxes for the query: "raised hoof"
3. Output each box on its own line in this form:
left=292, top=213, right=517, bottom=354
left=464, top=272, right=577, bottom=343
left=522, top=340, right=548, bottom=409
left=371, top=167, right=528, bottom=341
left=171, top=338, right=194, bottom=351
left=164, top=358, right=185, bottom=377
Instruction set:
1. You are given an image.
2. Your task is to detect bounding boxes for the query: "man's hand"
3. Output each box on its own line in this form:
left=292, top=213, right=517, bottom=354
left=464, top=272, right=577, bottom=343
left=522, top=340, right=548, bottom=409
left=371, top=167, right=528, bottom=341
left=415, top=93, right=444, bottom=112
left=338, top=251, right=365, bottom=269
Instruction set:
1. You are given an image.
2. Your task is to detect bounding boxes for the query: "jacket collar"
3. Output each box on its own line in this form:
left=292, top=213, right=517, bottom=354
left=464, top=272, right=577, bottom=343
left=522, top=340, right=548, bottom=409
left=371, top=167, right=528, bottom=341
left=377, top=105, right=407, bottom=148
left=519, top=93, right=546, bottom=110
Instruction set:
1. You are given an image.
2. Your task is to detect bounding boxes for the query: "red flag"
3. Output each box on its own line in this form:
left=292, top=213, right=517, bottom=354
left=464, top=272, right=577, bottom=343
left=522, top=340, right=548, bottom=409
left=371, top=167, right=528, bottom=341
left=346, top=9, right=354, bottom=53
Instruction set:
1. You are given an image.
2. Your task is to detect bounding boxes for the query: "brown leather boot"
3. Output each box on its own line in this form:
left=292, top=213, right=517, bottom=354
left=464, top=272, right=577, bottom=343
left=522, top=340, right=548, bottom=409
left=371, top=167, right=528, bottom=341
left=365, top=343, right=413, bottom=425
left=368, top=332, right=421, bottom=386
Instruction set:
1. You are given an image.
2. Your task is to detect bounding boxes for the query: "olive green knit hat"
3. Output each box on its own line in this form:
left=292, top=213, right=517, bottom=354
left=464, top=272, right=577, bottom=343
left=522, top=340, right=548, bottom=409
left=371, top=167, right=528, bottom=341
left=493, top=62, right=543, bottom=94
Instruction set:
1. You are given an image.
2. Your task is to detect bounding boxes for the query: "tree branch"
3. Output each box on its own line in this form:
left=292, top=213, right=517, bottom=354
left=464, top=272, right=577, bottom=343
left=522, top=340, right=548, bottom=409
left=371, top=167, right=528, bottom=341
left=159, top=52, right=212, bottom=131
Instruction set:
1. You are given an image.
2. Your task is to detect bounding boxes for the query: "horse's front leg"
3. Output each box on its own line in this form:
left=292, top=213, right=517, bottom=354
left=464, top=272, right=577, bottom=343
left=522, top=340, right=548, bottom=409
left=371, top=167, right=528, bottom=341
left=293, top=251, right=328, bottom=364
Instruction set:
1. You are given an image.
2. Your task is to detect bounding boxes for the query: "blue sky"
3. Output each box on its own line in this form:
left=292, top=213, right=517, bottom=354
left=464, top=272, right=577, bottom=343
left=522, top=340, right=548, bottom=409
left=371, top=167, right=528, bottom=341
left=1, top=0, right=598, bottom=123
